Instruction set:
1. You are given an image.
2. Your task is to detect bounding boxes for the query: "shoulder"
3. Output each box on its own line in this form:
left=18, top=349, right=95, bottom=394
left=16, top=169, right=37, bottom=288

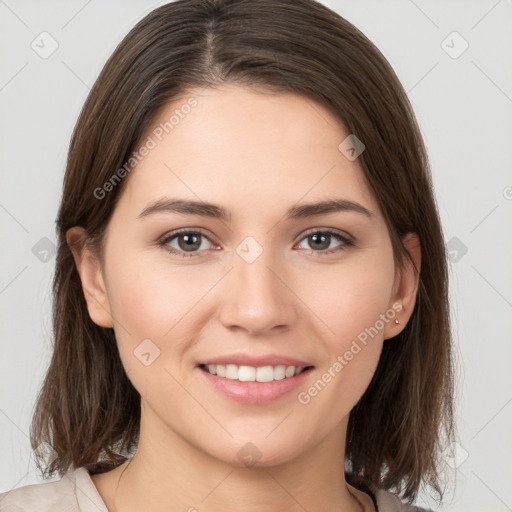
left=371, top=485, right=434, bottom=512
left=0, top=468, right=108, bottom=512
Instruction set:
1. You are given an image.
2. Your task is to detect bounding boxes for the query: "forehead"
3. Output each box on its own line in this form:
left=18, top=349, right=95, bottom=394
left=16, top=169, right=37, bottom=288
left=117, top=85, right=379, bottom=219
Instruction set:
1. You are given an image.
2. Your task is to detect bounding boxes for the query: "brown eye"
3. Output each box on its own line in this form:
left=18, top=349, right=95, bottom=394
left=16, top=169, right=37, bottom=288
left=296, top=229, right=353, bottom=255
left=176, top=233, right=203, bottom=252
left=307, top=233, right=331, bottom=251
left=159, top=230, right=215, bottom=258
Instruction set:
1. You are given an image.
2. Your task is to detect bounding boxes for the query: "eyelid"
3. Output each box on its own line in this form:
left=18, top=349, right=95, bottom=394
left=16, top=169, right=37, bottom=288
left=158, top=227, right=219, bottom=249
left=296, top=226, right=354, bottom=243
left=159, top=226, right=354, bottom=243
left=159, top=227, right=216, bottom=241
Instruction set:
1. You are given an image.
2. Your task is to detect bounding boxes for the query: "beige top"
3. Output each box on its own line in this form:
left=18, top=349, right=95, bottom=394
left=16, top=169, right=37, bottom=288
left=0, top=467, right=433, bottom=512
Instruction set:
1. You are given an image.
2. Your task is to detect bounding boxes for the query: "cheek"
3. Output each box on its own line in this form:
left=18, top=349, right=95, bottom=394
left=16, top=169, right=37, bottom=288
left=104, top=240, right=208, bottom=331
left=293, top=250, right=394, bottom=415
left=106, top=262, right=171, bottom=338
left=102, top=248, right=215, bottom=374
left=296, top=249, right=396, bottom=347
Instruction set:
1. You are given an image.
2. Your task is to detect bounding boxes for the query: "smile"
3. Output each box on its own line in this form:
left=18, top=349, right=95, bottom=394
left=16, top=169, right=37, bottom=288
left=200, top=363, right=311, bottom=382
left=197, top=363, right=314, bottom=405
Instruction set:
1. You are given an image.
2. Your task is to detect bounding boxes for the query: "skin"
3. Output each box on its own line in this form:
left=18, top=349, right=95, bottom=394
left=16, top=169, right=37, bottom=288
left=68, top=84, right=421, bottom=512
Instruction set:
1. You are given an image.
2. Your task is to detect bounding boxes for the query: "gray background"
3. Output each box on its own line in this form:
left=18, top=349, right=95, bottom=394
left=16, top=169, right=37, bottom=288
left=1, top=0, right=511, bottom=510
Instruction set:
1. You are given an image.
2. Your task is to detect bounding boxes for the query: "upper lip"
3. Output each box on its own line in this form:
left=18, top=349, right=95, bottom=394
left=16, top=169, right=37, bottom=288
left=198, top=353, right=314, bottom=368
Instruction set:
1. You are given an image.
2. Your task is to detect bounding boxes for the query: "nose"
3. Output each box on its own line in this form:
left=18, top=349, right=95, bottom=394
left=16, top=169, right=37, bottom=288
left=217, top=249, right=297, bottom=336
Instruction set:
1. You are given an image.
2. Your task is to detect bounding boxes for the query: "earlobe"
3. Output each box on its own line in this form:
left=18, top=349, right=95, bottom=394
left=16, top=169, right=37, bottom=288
left=66, top=227, right=114, bottom=328
left=384, top=232, right=421, bottom=340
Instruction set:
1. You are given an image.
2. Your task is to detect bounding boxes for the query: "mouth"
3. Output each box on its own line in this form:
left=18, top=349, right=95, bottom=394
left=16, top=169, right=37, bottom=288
left=199, top=363, right=314, bottom=383
left=196, top=361, right=315, bottom=405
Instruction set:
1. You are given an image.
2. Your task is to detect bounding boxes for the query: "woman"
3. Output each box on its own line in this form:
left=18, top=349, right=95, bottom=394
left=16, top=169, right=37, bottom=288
left=0, top=0, right=455, bottom=511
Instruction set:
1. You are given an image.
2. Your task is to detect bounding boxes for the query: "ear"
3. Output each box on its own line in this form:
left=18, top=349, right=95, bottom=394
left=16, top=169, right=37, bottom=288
left=384, top=232, right=421, bottom=340
left=66, top=227, right=114, bottom=328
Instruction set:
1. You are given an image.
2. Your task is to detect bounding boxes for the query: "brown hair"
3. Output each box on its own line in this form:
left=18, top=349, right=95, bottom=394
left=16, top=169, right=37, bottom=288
left=30, top=0, right=455, bottom=505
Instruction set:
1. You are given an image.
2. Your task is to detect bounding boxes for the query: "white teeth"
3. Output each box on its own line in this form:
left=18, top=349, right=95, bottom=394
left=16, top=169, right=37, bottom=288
left=273, top=365, right=286, bottom=380
left=225, top=364, right=239, bottom=379
left=238, top=365, right=256, bottom=381
left=256, top=366, right=274, bottom=383
left=203, top=364, right=308, bottom=381
left=285, top=366, right=295, bottom=378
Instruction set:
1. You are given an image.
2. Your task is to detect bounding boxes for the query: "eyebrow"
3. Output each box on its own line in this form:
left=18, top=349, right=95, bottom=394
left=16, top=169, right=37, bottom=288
left=137, top=197, right=373, bottom=221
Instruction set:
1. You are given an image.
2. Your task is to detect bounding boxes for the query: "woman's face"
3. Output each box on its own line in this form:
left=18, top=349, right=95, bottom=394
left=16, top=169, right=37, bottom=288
left=73, top=84, right=418, bottom=467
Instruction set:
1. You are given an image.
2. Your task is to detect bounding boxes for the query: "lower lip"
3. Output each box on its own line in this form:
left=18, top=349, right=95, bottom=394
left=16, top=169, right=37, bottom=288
left=196, top=366, right=314, bottom=405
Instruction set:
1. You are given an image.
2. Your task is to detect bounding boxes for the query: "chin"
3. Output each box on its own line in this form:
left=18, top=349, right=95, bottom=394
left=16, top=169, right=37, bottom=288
left=201, top=432, right=310, bottom=470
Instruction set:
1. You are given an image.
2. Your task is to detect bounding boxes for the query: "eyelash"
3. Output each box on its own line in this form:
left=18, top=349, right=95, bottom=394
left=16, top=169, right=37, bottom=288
left=158, top=228, right=354, bottom=259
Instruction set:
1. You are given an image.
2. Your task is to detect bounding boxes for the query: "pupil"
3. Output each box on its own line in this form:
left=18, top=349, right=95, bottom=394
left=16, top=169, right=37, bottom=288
left=180, top=234, right=200, bottom=251
left=310, top=233, right=329, bottom=250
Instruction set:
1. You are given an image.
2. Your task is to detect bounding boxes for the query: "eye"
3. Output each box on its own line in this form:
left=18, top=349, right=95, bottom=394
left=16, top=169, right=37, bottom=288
left=158, top=229, right=217, bottom=258
left=295, top=229, right=353, bottom=255
left=158, top=228, right=354, bottom=259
